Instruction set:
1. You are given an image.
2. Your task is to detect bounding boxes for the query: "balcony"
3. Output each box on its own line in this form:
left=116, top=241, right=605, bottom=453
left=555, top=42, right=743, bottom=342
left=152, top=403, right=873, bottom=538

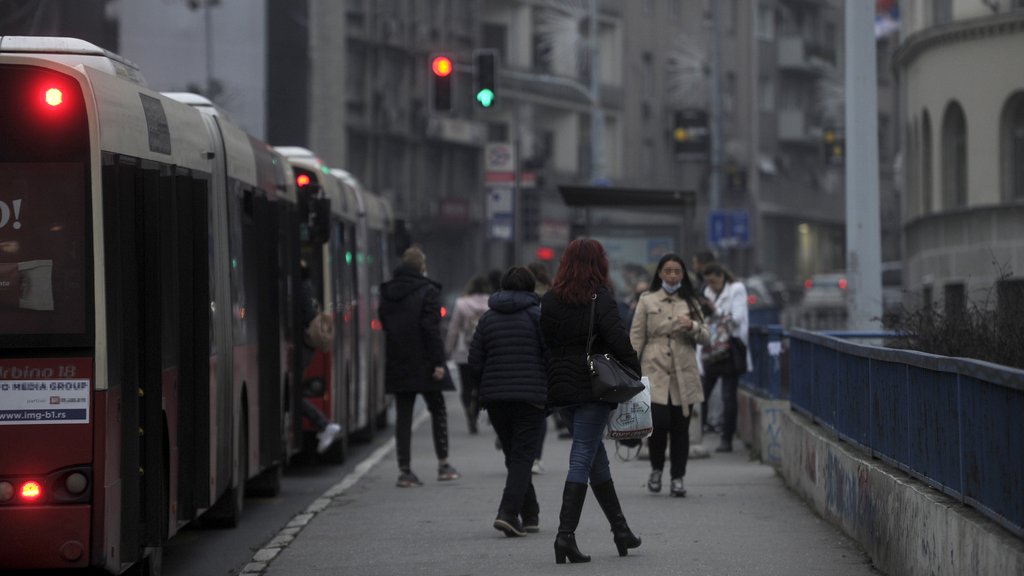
left=777, top=109, right=816, bottom=144
left=778, top=35, right=830, bottom=73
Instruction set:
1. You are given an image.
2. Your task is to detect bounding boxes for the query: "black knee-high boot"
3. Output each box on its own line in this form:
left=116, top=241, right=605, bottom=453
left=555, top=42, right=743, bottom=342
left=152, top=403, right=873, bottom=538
left=554, top=482, right=591, bottom=564
left=591, top=479, right=641, bottom=556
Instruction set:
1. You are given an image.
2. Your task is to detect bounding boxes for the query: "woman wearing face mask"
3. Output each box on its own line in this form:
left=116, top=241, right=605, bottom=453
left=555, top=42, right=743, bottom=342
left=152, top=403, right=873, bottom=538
left=629, top=253, right=710, bottom=497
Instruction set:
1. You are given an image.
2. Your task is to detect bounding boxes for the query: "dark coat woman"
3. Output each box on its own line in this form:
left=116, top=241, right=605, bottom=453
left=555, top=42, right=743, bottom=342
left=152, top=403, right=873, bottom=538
left=469, top=267, right=548, bottom=537
left=539, top=238, right=642, bottom=564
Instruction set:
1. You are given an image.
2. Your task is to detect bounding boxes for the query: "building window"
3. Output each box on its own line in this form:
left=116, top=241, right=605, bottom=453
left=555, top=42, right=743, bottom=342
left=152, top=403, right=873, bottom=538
left=941, top=102, right=967, bottom=209
left=757, top=5, right=775, bottom=40
left=759, top=79, right=775, bottom=111
left=921, top=111, right=932, bottom=213
left=906, top=122, right=917, bottom=216
left=1001, top=92, right=1024, bottom=201
left=944, top=283, right=965, bottom=320
left=642, top=52, right=654, bottom=97
left=933, top=0, right=953, bottom=25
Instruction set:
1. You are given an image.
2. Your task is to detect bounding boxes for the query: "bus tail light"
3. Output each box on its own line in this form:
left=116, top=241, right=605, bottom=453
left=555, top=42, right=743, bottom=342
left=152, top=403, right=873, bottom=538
left=44, top=87, right=64, bottom=107
left=20, top=481, right=43, bottom=501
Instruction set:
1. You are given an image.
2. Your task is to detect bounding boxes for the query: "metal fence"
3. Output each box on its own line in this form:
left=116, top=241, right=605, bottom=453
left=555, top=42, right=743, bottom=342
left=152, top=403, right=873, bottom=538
left=786, top=328, right=1024, bottom=538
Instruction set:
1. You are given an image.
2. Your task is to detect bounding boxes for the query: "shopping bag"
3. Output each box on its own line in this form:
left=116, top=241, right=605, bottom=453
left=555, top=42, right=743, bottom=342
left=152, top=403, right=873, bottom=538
left=606, top=376, right=653, bottom=441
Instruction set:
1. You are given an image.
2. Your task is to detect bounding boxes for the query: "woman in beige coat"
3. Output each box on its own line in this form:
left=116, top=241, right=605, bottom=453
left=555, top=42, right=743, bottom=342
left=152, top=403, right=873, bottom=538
left=629, top=253, right=710, bottom=497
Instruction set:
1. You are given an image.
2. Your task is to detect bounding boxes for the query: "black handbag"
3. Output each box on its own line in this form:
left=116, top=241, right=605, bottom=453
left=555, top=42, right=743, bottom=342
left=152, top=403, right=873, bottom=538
left=587, top=294, right=645, bottom=403
left=702, top=334, right=748, bottom=376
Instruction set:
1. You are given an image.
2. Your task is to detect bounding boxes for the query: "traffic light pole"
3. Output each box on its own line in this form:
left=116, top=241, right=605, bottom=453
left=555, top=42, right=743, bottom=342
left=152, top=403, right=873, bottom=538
left=844, top=0, right=882, bottom=331
left=589, top=0, right=604, bottom=184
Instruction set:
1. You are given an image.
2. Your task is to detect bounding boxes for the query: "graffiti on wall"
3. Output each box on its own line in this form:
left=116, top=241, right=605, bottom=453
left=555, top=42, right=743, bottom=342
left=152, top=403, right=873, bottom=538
left=824, top=449, right=874, bottom=533
left=763, top=407, right=783, bottom=464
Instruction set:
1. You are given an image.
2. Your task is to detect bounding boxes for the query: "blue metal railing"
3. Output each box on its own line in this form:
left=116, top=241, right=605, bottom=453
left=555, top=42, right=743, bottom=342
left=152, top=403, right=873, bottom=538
left=785, top=328, right=1024, bottom=539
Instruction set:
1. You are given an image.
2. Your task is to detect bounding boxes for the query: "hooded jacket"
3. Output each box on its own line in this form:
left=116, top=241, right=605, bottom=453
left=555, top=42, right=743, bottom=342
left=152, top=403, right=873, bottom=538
left=540, top=285, right=640, bottom=407
left=378, top=264, right=455, bottom=393
left=468, top=290, right=548, bottom=407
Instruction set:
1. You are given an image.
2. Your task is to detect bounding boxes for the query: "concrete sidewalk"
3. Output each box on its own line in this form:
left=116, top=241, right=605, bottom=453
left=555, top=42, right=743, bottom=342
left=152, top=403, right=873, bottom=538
left=255, top=392, right=880, bottom=576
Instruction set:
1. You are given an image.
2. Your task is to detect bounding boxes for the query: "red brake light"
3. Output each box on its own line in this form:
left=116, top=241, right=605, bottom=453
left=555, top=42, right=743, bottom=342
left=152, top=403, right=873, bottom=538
left=838, top=278, right=848, bottom=290
left=535, top=247, right=555, bottom=261
left=748, top=295, right=757, bottom=306
left=21, top=481, right=42, bottom=501
left=440, top=306, right=447, bottom=318
left=804, top=279, right=813, bottom=290
left=296, top=174, right=311, bottom=187
left=44, top=87, right=63, bottom=107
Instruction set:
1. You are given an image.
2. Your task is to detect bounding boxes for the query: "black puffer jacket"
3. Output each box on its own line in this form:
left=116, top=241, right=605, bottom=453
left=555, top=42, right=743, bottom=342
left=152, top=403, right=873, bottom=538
left=378, top=264, right=455, bottom=393
left=468, top=290, right=548, bottom=407
left=540, top=284, right=640, bottom=407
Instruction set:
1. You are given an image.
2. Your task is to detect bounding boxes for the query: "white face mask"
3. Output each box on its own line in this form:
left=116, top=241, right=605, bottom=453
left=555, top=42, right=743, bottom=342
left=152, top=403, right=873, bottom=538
left=662, top=282, right=681, bottom=294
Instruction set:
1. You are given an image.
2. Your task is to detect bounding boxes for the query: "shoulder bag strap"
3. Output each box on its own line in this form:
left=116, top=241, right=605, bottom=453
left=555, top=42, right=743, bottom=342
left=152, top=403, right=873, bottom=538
left=585, top=293, right=597, bottom=357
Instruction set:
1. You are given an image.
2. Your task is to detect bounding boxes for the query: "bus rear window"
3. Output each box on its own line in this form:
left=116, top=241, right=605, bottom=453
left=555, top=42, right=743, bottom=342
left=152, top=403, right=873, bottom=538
left=0, top=65, right=90, bottom=342
left=0, top=163, right=87, bottom=337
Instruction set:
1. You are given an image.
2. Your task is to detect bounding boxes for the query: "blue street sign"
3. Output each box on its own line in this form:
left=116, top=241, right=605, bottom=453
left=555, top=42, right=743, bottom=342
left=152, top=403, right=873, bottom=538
left=731, top=211, right=750, bottom=245
left=708, top=211, right=727, bottom=245
left=707, top=210, right=751, bottom=248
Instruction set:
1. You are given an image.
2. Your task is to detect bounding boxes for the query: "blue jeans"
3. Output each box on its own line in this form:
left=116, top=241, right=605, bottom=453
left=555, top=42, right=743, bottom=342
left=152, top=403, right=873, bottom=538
left=559, top=403, right=613, bottom=485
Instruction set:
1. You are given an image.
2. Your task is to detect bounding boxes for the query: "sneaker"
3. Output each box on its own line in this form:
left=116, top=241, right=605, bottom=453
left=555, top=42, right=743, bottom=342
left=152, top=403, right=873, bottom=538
left=670, top=477, right=687, bottom=498
left=715, top=439, right=733, bottom=453
left=521, top=514, right=540, bottom=533
left=437, top=463, right=461, bottom=481
left=493, top=510, right=526, bottom=537
left=647, top=469, right=662, bottom=493
left=316, top=422, right=341, bottom=454
left=531, top=460, right=545, bottom=475
left=396, top=469, right=423, bottom=487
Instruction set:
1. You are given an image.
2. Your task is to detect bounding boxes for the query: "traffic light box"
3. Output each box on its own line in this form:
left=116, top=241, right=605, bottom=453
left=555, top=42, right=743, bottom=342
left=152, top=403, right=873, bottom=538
left=430, top=54, right=453, bottom=112
left=824, top=128, right=844, bottom=167
left=474, top=50, right=497, bottom=109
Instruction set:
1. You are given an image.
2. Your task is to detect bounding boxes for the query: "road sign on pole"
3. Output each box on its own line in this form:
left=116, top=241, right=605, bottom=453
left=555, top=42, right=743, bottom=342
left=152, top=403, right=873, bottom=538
left=707, top=210, right=751, bottom=248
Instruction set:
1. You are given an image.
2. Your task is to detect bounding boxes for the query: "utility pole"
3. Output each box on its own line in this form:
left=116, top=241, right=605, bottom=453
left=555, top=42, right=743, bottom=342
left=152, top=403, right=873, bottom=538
left=844, top=1, right=882, bottom=330
left=589, top=0, right=604, bottom=184
left=709, top=0, right=722, bottom=212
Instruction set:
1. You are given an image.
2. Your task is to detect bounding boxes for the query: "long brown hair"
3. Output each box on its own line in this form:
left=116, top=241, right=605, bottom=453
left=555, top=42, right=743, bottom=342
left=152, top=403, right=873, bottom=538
left=550, top=238, right=611, bottom=306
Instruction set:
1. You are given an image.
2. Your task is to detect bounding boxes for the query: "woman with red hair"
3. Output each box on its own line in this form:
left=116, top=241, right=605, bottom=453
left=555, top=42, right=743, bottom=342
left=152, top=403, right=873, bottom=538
left=540, top=238, right=642, bottom=564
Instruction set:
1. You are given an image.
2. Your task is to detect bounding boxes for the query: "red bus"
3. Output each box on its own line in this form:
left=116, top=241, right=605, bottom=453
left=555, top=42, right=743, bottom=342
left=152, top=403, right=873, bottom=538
left=0, top=37, right=398, bottom=574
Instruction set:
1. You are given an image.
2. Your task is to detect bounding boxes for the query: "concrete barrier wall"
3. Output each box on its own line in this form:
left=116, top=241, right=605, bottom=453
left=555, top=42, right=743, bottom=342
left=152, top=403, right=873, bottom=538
left=738, top=389, right=1024, bottom=576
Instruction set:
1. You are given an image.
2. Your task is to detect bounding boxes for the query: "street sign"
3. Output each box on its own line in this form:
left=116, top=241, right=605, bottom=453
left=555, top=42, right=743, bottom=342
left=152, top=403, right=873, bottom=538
left=486, top=186, right=514, bottom=241
left=707, top=209, right=751, bottom=248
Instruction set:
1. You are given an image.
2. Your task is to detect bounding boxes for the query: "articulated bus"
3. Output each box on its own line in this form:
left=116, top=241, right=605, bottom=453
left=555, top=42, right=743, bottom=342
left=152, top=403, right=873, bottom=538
left=0, top=37, right=393, bottom=574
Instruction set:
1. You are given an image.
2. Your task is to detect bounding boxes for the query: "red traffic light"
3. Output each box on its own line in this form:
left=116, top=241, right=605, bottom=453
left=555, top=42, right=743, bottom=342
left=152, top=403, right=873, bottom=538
left=431, top=56, right=453, bottom=77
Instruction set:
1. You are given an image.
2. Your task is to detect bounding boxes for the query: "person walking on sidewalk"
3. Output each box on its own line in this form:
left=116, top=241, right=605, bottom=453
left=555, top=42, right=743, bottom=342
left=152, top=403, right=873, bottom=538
left=629, top=253, right=710, bottom=497
left=540, top=238, right=643, bottom=564
left=469, top=266, right=548, bottom=537
left=379, top=246, right=461, bottom=487
left=445, top=274, right=491, bottom=434
left=699, top=262, right=750, bottom=453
